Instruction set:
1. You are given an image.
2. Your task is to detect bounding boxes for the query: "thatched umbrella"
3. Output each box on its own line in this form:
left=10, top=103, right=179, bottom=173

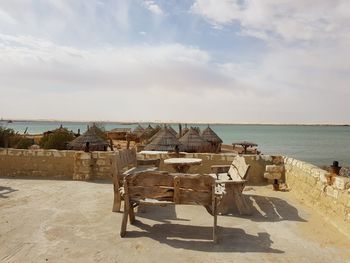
left=179, top=128, right=210, bottom=153
left=68, top=129, right=109, bottom=151
left=201, top=126, right=223, bottom=153
left=232, top=141, right=258, bottom=154
left=144, top=127, right=181, bottom=151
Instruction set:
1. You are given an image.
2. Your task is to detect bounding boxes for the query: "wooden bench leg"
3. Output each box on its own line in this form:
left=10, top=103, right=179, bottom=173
left=112, top=190, right=122, bottom=212
left=129, top=203, right=135, bottom=225
left=212, top=187, right=218, bottom=243
left=120, top=196, right=130, bottom=237
left=233, top=185, right=252, bottom=215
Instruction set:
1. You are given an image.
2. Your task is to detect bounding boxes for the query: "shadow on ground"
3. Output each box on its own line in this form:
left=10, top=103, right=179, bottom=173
left=0, top=186, right=18, bottom=198
left=126, top=221, right=284, bottom=253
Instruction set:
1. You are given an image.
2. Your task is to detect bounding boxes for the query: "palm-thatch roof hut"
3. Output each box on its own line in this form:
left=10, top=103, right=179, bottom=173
left=168, top=126, right=177, bottom=137
left=201, top=126, right=223, bottom=153
left=144, top=127, right=181, bottom=151
left=140, top=124, right=160, bottom=143
left=68, top=129, right=109, bottom=151
left=132, top=124, right=144, bottom=136
left=179, top=128, right=210, bottom=153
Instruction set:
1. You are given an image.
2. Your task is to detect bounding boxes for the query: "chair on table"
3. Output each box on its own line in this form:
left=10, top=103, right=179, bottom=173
left=210, top=156, right=252, bottom=215
left=112, top=149, right=159, bottom=212
left=120, top=171, right=224, bottom=243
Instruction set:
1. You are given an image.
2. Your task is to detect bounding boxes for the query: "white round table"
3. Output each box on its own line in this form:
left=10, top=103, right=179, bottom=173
left=164, top=158, right=202, bottom=173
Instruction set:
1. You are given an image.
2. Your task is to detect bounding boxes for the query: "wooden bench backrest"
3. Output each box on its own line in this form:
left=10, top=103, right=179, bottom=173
left=115, top=149, right=137, bottom=174
left=125, top=171, right=215, bottom=206
left=228, top=156, right=250, bottom=180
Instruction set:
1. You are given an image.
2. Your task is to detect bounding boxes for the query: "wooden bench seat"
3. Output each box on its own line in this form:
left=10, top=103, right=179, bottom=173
left=120, top=171, right=223, bottom=243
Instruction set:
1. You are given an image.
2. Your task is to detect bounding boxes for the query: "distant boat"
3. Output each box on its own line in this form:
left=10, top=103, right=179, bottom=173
left=7, top=120, right=13, bottom=123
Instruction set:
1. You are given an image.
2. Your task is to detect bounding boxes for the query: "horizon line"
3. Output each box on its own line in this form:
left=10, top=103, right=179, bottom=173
left=1, top=118, right=349, bottom=126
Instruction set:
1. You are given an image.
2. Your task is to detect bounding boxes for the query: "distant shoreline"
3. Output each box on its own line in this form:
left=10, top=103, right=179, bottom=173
left=1, top=119, right=349, bottom=126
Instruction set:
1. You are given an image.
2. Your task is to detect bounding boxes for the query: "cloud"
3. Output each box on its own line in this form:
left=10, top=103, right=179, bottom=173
left=143, top=1, right=163, bottom=15
left=191, top=0, right=350, bottom=43
left=0, top=1, right=350, bottom=123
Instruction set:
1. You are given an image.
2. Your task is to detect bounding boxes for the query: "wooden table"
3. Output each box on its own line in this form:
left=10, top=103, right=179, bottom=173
left=164, top=158, right=202, bottom=173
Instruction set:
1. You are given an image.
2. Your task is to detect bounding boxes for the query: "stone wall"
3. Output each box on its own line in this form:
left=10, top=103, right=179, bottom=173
left=0, top=148, right=120, bottom=180
left=284, top=157, right=350, bottom=237
left=0, top=148, right=75, bottom=179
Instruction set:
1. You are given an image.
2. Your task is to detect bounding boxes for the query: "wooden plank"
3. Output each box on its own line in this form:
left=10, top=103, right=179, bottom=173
left=179, top=189, right=212, bottom=206
left=120, top=181, right=130, bottom=237
left=212, top=185, right=218, bottom=243
left=127, top=172, right=173, bottom=187
left=128, top=185, right=174, bottom=200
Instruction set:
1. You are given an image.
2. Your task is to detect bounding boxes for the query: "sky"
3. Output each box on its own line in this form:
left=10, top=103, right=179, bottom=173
left=0, top=0, right=350, bottom=124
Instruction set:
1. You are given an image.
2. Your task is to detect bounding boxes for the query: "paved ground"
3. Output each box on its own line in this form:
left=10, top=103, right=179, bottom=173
left=0, top=178, right=349, bottom=263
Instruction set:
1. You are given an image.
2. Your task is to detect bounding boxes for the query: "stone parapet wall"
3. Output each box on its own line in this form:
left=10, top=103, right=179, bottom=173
left=0, top=148, right=119, bottom=180
left=284, top=157, right=350, bottom=237
left=0, top=148, right=75, bottom=179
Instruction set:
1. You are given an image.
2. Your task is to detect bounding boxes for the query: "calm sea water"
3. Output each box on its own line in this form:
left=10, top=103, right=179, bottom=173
left=1, top=120, right=349, bottom=166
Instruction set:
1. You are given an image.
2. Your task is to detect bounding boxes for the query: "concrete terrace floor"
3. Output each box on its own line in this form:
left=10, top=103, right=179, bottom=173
left=0, top=178, right=349, bottom=263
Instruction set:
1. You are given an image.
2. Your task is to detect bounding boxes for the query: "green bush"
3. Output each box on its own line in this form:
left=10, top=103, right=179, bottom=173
left=40, top=128, right=75, bottom=150
left=0, top=126, right=15, bottom=147
left=16, top=137, right=35, bottom=149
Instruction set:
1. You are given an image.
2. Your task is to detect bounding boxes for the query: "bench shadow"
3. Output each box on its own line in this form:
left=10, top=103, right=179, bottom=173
left=0, top=186, right=18, bottom=198
left=135, top=204, right=190, bottom=223
left=236, top=194, right=307, bottom=222
left=126, top=221, right=284, bottom=253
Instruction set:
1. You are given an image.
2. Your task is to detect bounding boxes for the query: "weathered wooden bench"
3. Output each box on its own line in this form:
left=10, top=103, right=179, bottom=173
left=112, top=149, right=159, bottom=212
left=120, top=171, right=223, bottom=243
left=211, top=156, right=252, bottom=215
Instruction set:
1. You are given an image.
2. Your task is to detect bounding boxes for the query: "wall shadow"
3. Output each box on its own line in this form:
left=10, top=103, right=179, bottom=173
left=126, top=221, right=284, bottom=253
left=0, top=186, right=18, bottom=198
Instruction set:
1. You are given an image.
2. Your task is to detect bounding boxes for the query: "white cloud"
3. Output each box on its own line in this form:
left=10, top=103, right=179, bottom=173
left=191, top=0, right=350, bottom=43
left=143, top=1, right=163, bottom=15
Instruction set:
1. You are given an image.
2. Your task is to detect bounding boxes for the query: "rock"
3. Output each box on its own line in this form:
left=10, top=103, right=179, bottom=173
left=265, top=165, right=284, bottom=173
left=264, top=172, right=282, bottom=180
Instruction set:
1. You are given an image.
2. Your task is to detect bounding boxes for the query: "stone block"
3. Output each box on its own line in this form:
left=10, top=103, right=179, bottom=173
left=316, top=181, right=327, bottom=192
left=96, top=159, right=106, bottom=166
left=306, top=175, right=318, bottom=186
left=265, top=165, right=284, bottom=173
left=333, top=176, right=350, bottom=190
left=0, top=148, right=7, bottom=155
left=264, top=172, right=282, bottom=180
left=78, top=153, right=92, bottom=160
left=7, top=149, right=23, bottom=156
left=326, top=186, right=339, bottom=199
left=271, top=155, right=284, bottom=165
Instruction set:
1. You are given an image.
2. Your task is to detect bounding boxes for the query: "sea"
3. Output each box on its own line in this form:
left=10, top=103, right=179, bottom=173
left=1, top=120, right=349, bottom=166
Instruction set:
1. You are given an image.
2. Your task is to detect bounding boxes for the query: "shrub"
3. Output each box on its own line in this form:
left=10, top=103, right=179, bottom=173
left=0, top=126, right=15, bottom=147
left=40, top=128, right=75, bottom=150
left=16, top=137, right=35, bottom=149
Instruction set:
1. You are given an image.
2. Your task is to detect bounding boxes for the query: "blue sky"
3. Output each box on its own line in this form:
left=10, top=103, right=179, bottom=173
left=0, top=0, right=349, bottom=123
